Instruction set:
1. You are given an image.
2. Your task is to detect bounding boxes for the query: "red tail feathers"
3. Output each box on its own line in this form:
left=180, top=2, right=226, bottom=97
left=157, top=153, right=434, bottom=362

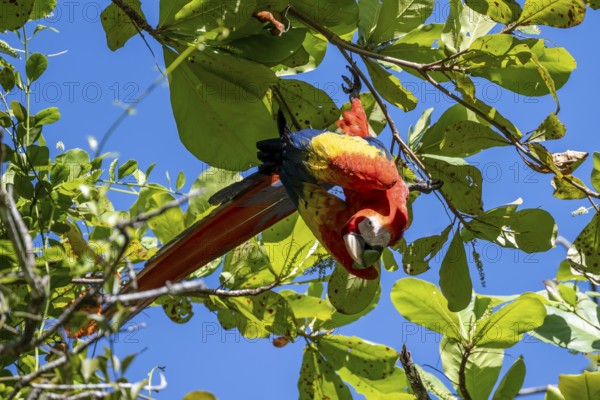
left=107, top=174, right=295, bottom=319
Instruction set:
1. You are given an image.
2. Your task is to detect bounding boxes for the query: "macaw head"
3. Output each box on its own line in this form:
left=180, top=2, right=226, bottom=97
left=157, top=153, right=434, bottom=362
left=342, top=210, right=392, bottom=270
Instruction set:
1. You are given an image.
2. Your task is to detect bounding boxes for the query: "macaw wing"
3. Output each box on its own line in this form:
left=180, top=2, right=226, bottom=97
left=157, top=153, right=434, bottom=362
left=282, top=178, right=378, bottom=280
left=285, top=130, right=399, bottom=192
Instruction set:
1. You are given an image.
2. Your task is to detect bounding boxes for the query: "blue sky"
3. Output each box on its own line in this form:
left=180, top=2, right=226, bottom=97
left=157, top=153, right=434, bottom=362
left=6, top=2, right=600, bottom=399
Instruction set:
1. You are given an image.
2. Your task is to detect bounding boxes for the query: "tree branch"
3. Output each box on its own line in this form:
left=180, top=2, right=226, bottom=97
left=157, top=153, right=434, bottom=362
left=0, top=135, right=48, bottom=357
left=458, top=345, right=473, bottom=400
left=111, top=0, right=160, bottom=42
left=102, top=279, right=279, bottom=305
left=399, top=344, right=431, bottom=400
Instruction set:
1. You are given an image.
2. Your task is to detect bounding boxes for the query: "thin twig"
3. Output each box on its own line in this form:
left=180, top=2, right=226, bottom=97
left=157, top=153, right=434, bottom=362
left=102, top=280, right=279, bottom=305
left=517, top=386, right=550, bottom=396
left=458, top=345, right=473, bottom=400
left=399, top=344, right=431, bottom=400
left=31, top=372, right=166, bottom=391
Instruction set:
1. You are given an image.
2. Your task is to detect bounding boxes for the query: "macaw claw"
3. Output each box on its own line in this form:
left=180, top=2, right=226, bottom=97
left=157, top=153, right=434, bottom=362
left=341, top=65, right=361, bottom=99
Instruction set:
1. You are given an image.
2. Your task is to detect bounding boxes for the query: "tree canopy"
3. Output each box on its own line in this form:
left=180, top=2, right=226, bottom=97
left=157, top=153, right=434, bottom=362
left=0, top=0, right=600, bottom=399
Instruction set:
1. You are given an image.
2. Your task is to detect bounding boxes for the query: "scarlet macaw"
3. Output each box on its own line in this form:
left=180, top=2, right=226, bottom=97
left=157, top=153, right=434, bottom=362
left=109, top=70, right=433, bottom=318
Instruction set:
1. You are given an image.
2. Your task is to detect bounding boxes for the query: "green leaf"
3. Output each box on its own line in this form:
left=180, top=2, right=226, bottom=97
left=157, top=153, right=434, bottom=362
left=442, top=0, right=496, bottom=53
left=440, top=120, right=509, bottom=157
left=465, top=0, right=521, bottom=24
left=415, top=365, right=456, bottom=399
left=408, top=107, right=433, bottom=150
left=183, top=391, right=218, bottom=400
left=146, top=191, right=185, bottom=244
left=100, top=0, right=145, bottom=51
left=226, top=28, right=308, bottom=64
left=175, top=171, right=185, bottom=191
left=10, top=101, right=27, bottom=122
left=359, top=0, right=435, bottom=45
left=441, top=337, right=504, bottom=399
left=0, top=39, right=19, bottom=58
left=0, top=0, right=35, bottom=31
left=422, top=155, right=483, bottom=216
left=493, top=356, right=526, bottom=400
left=263, top=212, right=321, bottom=278
left=30, top=0, right=56, bottom=20
left=277, top=79, right=340, bottom=129
left=440, top=232, right=472, bottom=312
left=587, top=0, right=600, bottom=9
left=319, top=335, right=397, bottom=380
left=187, top=167, right=240, bottom=223
left=220, top=238, right=275, bottom=289
left=567, top=213, right=600, bottom=277
left=26, top=144, right=49, bottom=167
left=552, top=175, right=588, bottom=200
left=337, top=366, right=412, bottom=399
left=327, top=264, right=380, bottom=315
left=533, top=291, right=600, bottom=353
left=558, top=371, right=600, bottom=400
left=463, top=200, right=557, bottom=253
left=391, top=278, right=462, bottom=340
left=157, top=295, right=193, bottom=323
left=298, top=347, right=352, bottom=400
left=518, top=0, right=586, bottom=28
left=528, top=113, right=566, bottom=142
left=271, top=32, right=328, bottom=75
left=474, top=295, right=546, bottom=348
left=25, top=53, right=47, bottom=83
left=379, top=24, right=446, bottom=81
left=591, top=152, right=600, bottom=192
left=279, top=290, right=333, bottom=321
left=546, top=386, right=566, bottom=400
left=401, top=224, right=452, bottom=275
left=118, top=159, right=138, bottom=180
left=164, top=48, right=277, bottom=170
left=462, top=35, right=576, bottom=97
left=34, top=107, right=60, bottom=126
left=159, top=0, right=255, bottom=36
left=364, top=59, right=417, bottom=112
left=0, top=67, right=15, bottom=92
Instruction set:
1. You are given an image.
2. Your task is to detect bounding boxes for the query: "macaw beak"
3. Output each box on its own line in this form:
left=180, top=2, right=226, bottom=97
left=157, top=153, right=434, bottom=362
left=343, top=232, right=384, bottom=270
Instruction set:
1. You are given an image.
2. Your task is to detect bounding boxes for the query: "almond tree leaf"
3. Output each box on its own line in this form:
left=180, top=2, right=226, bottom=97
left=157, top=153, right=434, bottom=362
left=567, top=213, right=600, bottom=278
left=492, top=356, right=526, bottom=400
left=277, top=79, right=340, bottom=130
left=422, top=155, right=484, bottom=216
left=391, top=278, right=462, bottom=340
left=440, top=120, right=510, bottom=157
left=100, top=0, right=145, bottom=51
left=319, top=335, right=397, bottom=380
left=337, top=366, right=412, bottom=399
left=0, top=0, right=35, bottom=31
left=462, top=34, right=575, bottom=97
left=440, top=337, right=504, bottom=399
left=328, top=263, right=380, bottom=315
left=298, top=347, right=353, bottom=400
left=527, top=113, right=566, bottom=142
left=164, top=48, right=277, bottom=170
left=558, top=371, right=600, bottom=400
left=591, top=152, right=600, bottom=192
left=359, top=0, right=435, bottom=46
left=552, top=176, right=588, bottom=200
left=473, top=295, right=546, bottom=348
left=518, top=0, right=586, bottom=28
left=439, top=232, right=472, bottom=312
left=464, top=0, right=521, bottom=24
left=365, top=59, right=417, bottom=112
